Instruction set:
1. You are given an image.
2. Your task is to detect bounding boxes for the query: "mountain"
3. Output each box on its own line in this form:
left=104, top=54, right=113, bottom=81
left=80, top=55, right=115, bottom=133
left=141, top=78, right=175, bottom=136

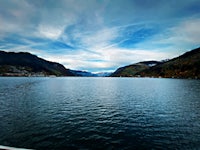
left=70, top=70, right=97, bottom=77
left=111, top=47, right=200, bottom=79
left=110, top=61, right=161, bottom=77
left=138, top=47, right=200, bottom=79
left=0, top=51, right=75, bottom=76
left=70, top=70, right=112, bottom=77
left=95, top=72, right=112, bottom=77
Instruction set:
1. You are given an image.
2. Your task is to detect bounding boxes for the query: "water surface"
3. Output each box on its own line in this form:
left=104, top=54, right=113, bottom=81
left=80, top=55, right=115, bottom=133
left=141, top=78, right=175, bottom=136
left=0, top=77, right=200, bottom=149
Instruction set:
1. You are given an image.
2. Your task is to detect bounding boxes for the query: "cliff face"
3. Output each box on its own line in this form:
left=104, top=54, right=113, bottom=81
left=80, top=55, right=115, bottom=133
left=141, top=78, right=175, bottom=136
left=0, top=51, right=75, bottom=76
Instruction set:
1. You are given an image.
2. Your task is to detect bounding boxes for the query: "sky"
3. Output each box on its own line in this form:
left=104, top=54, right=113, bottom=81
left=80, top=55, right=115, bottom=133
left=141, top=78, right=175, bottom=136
left=0, top=0, right=200, bottom=72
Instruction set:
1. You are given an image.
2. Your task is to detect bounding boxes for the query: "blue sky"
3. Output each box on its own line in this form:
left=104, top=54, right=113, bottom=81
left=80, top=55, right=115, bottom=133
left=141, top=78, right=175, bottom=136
left=0, top=0, right=200, bottom=72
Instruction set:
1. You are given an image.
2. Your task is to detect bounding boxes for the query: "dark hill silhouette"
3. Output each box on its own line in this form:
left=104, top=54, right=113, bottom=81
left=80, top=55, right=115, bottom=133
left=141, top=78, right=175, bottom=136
left=110, top=61, right=161, bottom=77
left=138, top=47, right=200, bottom=78
left=0, top=51, right=75, bottom=76
left=110, top=47, right=200, bottom=79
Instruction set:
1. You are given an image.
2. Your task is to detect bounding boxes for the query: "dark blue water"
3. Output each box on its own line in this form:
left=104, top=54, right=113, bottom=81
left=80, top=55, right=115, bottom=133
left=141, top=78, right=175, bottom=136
left=0, top=77, right=200, bottom=150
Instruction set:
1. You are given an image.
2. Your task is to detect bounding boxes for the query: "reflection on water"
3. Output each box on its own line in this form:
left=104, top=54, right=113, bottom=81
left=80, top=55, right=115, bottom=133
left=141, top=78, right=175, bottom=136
left=0, top=77, right=200, bottom=149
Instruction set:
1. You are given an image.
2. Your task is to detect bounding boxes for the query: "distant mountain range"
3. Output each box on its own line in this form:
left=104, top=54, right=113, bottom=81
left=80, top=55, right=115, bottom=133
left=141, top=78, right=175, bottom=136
left=110, top=47, right=200, bottom=79
left=70, top=70, right=112, bottom=77
left=0, top=47, right=200, bottom=78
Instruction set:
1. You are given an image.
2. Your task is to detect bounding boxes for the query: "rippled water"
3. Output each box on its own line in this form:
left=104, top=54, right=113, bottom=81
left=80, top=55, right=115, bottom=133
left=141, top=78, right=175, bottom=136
left=0, top=77, right=200, bottom=150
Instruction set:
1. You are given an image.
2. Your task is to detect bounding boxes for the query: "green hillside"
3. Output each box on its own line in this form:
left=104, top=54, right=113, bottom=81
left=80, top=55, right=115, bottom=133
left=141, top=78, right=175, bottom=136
left=111, top=47, right=200, bottom=79
left=138, top=47, right=200, bottom=79
left=111, top=61, right=161, bottom=77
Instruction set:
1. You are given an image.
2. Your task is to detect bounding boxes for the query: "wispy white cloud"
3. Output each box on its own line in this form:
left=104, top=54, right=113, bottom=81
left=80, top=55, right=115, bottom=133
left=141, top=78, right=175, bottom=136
left=80, top=27, right=119, bottom=50
left=167, top=18, right=200, bottom=45
left=135, top=18, right=200, bottom=56
left=38, top=25, right=64, bottom=40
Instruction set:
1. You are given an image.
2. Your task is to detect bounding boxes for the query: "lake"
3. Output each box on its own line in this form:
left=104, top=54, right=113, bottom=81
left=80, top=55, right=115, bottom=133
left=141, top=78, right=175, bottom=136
left=0, top=77, right=200, bottom=150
